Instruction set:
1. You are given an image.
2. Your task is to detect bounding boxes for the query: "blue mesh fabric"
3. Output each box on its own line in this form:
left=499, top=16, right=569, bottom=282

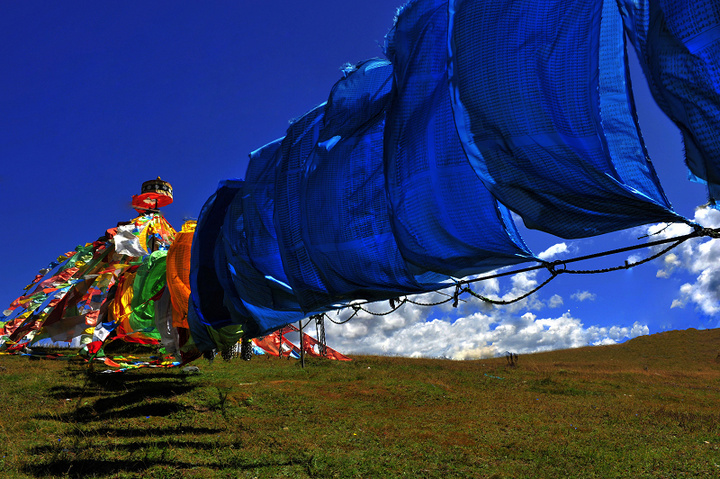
left=302, top=60, right=449, bottom=309
left=189, top=180, right=244, bottom=330
left=620, top=0, right=720, bottom=204
left=384, top=0, right=536, bottom=277
left=187, top=297, right=215, bottom=353
left=319, top=59, right=394, bottom=142
left=597, top=0, right=670, bottom=205
left=214, top=228, right=252, bottom=325
left=190, top=0, right=714, bottom=342
left=448, top=0, right=683, bottom=238
left=222, top=180, right=305, bottom=338
left=273, top=104, right=332, bottom=311
left=243, top=138, right=291, bottom=286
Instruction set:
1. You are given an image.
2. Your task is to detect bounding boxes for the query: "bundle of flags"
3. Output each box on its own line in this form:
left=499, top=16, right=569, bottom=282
left=0, top=211, right=349, bottom=367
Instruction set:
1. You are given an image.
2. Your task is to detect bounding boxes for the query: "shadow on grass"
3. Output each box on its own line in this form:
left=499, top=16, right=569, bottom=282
left=38, top=379, right=198, bottom=423
left=22, top=367, right=262, bottom=478
left=35, top=399, right=190, bottom=423
left=67, top=425, right=225, bottom=438
left=29, top=437, right=248, bottom=455
left=23, top=457, right=302, bottom=479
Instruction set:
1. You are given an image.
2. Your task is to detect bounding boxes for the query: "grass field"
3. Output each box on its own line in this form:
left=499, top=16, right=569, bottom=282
left=1, top=328, right=719, bottom=478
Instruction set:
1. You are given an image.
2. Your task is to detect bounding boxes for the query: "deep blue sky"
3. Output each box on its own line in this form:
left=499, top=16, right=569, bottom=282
left=1, top=1, right=716, bottom=350
left=1, top=0, right=399, bottom=299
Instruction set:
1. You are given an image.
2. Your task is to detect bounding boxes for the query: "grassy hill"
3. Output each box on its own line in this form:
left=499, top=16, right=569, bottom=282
left=1, top=328, right=719, bottom=478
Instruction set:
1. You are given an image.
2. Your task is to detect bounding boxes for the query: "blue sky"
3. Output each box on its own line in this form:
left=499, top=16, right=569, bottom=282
left=1, top=1, right=717, bottom=357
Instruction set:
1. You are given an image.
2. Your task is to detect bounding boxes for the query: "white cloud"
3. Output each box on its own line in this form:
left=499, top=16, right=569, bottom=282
left=629, top=322, right=650, bottom=337
left=547, top=294, right=563, bottom=308
left=627, top=253, right=643, bottom=264
left=320, top=239, right=655, bottom=359
left=538, top=242, right=569, bottom=261
left=571, top=291, right=596, bottom=302
left=670, top=298, right=685, bottom=309
left=448, top=241, right=571, bottom=315
left=646, top=208, right=720, bottom=315
left=325, top=300, right=648, bottom=359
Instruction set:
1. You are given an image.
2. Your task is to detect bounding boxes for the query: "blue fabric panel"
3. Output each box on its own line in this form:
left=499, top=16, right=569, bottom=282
left=448, top=0, right=683, bottom=238
left=221, top=180, right=305, bottom=338
left=189, top=180, right=242, bottom=330
left=243, top=138, right=291, bottom=285
left=214, top=223, right=253, bottom=327
left=620, top=0, right=720, bottom=204
left=384, top=0, right=536, bottom=278
left=597, top=0, right=671, bottom=207
left=274, top=104, right=333, bottom=311
left=319, top=59, right=394, bottom=141
left=302, top=60, right=449, bottom=307
left=187, top=296, right=215, bottom=353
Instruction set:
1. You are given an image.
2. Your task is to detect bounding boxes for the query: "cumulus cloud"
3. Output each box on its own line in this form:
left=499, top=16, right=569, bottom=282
left=538, top=242, right=569, bottom=261
left=547, top=294, right=564, bottom=308
left=319, top=240, right=650, bottom=359
left=670, top=298, right=685, bottom=309
left=466, top=242, right=570, bottom=313
left=646, top=208, right=720, bottom=315
left=325, top=300, right=648, bottom=359
left=571, top=291, right=596, bottom=302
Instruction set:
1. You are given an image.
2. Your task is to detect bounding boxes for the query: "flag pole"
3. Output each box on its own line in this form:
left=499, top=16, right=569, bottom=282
left=299, top=320, right=305, bottom=369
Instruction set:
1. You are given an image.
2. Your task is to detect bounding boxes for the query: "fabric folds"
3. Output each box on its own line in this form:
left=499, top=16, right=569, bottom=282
left=448, top=0, right=683, bottom=238
left=619, top=0, right=720, bottom=204
left=384, top=0, right=536, bottom=277
left=189, top=0, right=713, bottom=351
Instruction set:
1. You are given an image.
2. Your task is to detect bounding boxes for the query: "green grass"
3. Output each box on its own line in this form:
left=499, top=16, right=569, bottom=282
left=2, top=328, right=720, bottom=478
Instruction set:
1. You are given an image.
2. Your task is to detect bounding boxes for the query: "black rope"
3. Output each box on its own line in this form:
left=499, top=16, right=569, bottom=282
left=463, top=272, right=558, bottom=305
left=405, top=295, right=454, bottom=307
left=356, top=297, right=408, bottom=316
left=459, top=226, right=706, bottom=288
left=325, top=308, right=359, bottom=325
left=638, top=223, right=672, bottom=239
left=557, top=239, right=683, bottom=275
left=327, top=226, right=717, bottom=317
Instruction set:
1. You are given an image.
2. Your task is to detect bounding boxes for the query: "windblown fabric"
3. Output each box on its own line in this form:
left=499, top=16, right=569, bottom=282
left=620, top=0, right=720, bottom=203
left=189, top=0, right=720, bottom=350
left=187, top=181, right=250, bottom=350
left=0, top=212, right=195, bottom=360
left=113, top=214, right=175, bottom=257
left=295, top=327, right=351, bottom=361
left=126, top=250, right=168, bottom=343
left=166, top=221, right=196, bottom=329
left=154, top=287, right=179, bottom=356
left=110, top=268, right=137, bottom=339
left=252, top=326, right=301, bottom=358
left=385, top=0, right=535, bottom=276
left=191, top=59, right=472, bottom=340
left=243, top=139, right=292, bottom=288
left=274, top=104, right=333, bottom=311
left=222, top=177, right=305, bottom=338
left=298, top=59, right=450, bottom=308
left=189, top=181, right=244, bottom=333
left=448, top=0, right=683, bottom=238
left=188, top=176, right=302, bottom=341
left=223, top=140, right=314, bottom=338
